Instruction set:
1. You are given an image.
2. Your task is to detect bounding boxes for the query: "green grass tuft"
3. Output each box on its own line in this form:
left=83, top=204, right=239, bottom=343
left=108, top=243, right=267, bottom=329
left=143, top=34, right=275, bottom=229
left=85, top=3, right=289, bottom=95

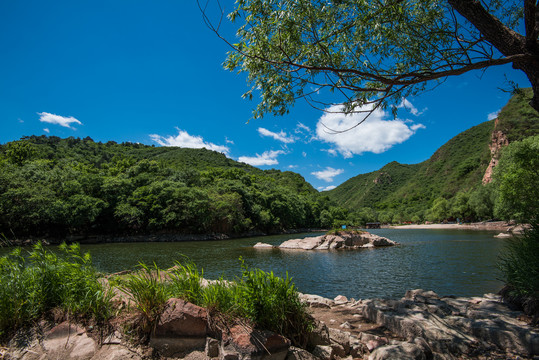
left=0, top=242, right=112, bottom=339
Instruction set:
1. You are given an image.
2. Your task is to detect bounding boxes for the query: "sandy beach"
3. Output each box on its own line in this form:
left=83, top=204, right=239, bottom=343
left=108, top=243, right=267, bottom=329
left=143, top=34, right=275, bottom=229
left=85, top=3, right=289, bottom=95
left=389, top=221, right=515, bottom=231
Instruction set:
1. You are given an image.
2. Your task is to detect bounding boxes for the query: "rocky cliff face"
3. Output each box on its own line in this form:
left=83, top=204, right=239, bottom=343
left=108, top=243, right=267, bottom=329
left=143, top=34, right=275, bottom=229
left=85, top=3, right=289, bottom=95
left=482, top=118, right=509, bottom=184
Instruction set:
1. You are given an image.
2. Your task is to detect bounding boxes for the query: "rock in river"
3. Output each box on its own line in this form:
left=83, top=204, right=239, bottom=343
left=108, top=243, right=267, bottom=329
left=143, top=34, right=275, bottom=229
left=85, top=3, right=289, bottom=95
left=279, top=231, right=397, bottom=250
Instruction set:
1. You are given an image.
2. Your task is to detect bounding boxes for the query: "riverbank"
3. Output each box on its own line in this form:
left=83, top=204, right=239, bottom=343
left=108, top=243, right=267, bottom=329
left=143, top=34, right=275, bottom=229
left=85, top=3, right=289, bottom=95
left=5, top=288, right=538, bottom=360
left=0, top=228, right=325, bottom=247
left=389, top=221, right=523, bottom=232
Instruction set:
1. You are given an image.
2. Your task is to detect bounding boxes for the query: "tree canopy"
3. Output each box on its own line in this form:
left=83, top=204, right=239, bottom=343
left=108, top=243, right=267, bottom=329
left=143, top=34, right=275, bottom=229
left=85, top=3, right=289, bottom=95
left=0, top=136, right=346, bottom=239
left=202, top=0, right=539, bottom=122
left=493, top=134, right=539, bottom=223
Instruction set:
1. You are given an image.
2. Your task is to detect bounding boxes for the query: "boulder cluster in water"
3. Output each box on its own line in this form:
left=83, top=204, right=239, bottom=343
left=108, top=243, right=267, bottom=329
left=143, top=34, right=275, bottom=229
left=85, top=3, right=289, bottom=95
left=254, top=231, right=398, bottom=250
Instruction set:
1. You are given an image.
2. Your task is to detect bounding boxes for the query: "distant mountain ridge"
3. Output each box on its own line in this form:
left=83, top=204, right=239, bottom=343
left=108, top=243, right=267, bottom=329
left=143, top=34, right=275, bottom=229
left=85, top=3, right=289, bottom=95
left=327, top=89, right=539, bottom=220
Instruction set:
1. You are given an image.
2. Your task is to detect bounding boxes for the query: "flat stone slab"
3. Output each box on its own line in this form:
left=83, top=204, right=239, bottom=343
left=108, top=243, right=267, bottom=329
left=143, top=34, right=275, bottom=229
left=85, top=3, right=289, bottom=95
left=362, top=289, right=539, bottom=359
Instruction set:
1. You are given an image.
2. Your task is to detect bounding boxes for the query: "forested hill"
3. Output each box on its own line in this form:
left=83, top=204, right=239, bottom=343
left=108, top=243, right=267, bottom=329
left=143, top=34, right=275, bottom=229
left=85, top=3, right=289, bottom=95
left=0, top=136, right=341, bottom=239
left=327, top=89, right=539, bottom=223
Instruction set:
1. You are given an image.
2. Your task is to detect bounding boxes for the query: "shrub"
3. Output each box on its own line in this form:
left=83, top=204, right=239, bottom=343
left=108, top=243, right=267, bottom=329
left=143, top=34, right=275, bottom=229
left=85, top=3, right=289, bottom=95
left=166, top=257, right=313, bottom=347
left=168, top=260, right=204, bottom=304
left=499, top=222, right=539, bottom=299
left=237, top=258, right=313, bottom=347
left=117, top=262, right=169, bottom=325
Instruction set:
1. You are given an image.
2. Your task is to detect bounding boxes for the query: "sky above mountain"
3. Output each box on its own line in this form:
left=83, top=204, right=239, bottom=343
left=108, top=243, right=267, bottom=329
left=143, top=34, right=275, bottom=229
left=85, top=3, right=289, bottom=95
left=0, top=1, right=531, bottom=190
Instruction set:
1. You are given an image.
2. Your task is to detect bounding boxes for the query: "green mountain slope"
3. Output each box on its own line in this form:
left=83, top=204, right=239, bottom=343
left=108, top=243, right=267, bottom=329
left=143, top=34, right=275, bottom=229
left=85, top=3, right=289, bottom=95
left=327, top=161, right=421, bottom=209
left=0, top=136, right=332, bottom=238
left=327, top=89, right=539, bottom=221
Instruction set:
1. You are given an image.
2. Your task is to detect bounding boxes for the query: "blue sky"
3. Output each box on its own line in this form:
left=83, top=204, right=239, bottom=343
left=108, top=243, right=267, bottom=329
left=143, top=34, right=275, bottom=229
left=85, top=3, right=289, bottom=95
left=0, top=1, right=531, bottom=191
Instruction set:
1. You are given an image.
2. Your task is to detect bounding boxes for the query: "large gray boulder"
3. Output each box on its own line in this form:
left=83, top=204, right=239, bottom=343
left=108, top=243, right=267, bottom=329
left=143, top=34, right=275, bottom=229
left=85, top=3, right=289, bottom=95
left=279, top=232, right=397, bottom=250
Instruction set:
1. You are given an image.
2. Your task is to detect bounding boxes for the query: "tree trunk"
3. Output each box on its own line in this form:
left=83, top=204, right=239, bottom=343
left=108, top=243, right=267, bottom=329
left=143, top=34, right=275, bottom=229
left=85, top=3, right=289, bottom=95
left=448, top=0, right=539, bottom=113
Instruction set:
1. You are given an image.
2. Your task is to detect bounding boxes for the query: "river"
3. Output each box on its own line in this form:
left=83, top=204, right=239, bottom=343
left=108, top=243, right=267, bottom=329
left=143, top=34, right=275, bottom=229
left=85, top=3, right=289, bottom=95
left=61, top=228, right=505, bottom=300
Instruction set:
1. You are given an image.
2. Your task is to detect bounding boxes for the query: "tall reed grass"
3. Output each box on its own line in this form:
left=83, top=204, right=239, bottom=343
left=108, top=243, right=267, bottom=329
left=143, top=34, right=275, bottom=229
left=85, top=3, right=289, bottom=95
left=1, top=244, right=312, bottom=347
left=0, top=242, right=113, bottom=338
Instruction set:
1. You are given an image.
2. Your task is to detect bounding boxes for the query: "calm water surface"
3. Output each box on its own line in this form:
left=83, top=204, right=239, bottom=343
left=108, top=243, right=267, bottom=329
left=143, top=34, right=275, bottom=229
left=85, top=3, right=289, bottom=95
left=3, top=229, right=506, bottom=299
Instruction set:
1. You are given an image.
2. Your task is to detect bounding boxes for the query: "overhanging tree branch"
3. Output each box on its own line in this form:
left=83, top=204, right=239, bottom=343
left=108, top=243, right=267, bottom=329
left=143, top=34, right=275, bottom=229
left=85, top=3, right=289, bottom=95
left=199, top=0, right=539, bottom=121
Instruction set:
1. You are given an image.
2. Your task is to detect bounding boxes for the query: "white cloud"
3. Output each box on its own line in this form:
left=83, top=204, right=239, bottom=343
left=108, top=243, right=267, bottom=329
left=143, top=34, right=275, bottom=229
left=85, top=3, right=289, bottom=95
left=323, top=148, right=338, bottom=157
left=311, top=167, right=344, bottom=182
left=316, top=104, right=425, bottom=157
left=398, top=99, right=424, bottom=116
left=238, top=150, right=285, bottom=166
left=18, top=118, right=24, bottom=123
left=38, top=112, right=82, bottom=129
left=225, top=137, right=234, bottom=145
left=258, top=127, right=296, bottom=143
left=302, top=152, right=307, bottom=157
left=295, top=122, right=311, bottom=133
left=288, top=164, right=298, bottom=169
left=318, top=185, right=337, bottom=191
left=487, top=110, right=500, bottom=121
left=43, top=128, right=50, bottom=133
left=410, top=123, right=426, bottom=131
left=150, top=128, right=229, bottom=154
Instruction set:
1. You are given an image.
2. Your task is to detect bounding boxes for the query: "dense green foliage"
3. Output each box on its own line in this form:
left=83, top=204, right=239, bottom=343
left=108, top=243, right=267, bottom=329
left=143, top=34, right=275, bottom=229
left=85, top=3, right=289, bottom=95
left=499, top=222, right=539, bottom=301
left=0, top=243, right=112, bottom=338
left=496, top=88, right=539, bottom=143
left=119, top=258, right=312, bottom=347
left=328, top=90, right=539, bottom=224
left=496, top=135, right=539, bottom=309
left=493, top=135, right=539, bottom=223
left=220, top=0, right=539, bottom=117
left=0, top=136, right=340, bottom=238
left=495, top=133, right=539, bottom=308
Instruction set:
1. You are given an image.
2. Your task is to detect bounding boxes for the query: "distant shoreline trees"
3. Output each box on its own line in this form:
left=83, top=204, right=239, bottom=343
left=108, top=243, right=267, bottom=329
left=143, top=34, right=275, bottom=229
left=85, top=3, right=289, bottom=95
left=0, top=136, right=343, bottom=239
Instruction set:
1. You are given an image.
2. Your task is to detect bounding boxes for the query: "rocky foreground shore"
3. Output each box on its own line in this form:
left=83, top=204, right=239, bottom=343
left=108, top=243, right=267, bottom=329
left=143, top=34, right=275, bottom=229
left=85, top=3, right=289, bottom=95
left=254, top=231, right=397, bottom=250
left=5, top=289, right=538, bottom=360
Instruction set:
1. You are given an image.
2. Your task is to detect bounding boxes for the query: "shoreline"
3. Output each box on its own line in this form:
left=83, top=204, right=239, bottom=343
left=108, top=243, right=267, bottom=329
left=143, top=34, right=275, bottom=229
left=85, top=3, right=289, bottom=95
left=388, top=221, right=516, bottom=231
left=0, top=228, right=327, bottom=248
